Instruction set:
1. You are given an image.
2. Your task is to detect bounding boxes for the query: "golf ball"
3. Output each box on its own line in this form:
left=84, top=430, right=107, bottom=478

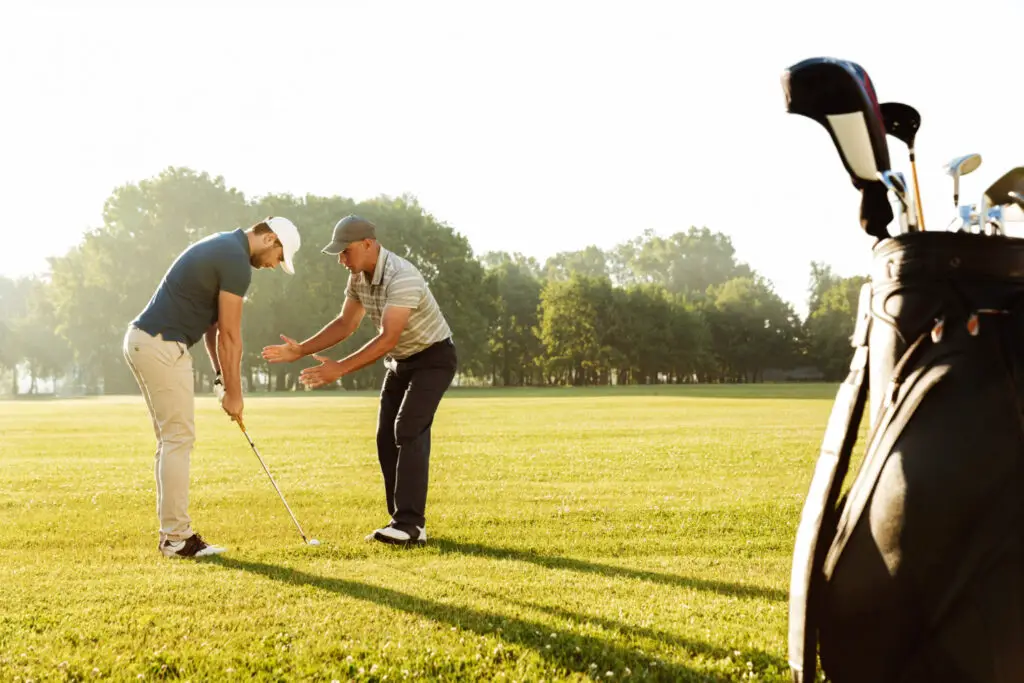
left=308, top=539, right=320, bottom=546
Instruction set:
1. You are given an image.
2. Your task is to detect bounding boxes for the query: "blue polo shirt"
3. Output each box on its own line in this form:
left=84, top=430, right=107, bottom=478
left=132, top=229, right=252, bottom=347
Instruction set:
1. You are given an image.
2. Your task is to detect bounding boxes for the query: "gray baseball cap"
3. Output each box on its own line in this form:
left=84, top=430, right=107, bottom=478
left=321, top=215, right=377, bottom=255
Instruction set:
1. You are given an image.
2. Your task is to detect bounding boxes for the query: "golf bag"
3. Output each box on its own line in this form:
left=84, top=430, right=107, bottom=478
left=789, top=231, right=1024, bottom=682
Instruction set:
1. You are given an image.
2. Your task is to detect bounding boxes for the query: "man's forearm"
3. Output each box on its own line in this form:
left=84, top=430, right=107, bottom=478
left=204, top=325, right=221, bottom=375
left=337, top=334, right=397, bottom=376
left=300, top=316, right=357, bottom=356
left=218, top=332, right=243, bottom=396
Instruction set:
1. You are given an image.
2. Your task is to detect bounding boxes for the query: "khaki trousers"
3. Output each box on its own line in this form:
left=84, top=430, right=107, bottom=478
left=122, top=325, right=196, bottom=542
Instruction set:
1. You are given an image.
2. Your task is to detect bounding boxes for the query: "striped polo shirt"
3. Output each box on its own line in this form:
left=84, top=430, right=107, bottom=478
left=345, top=246, right=452, bottom=360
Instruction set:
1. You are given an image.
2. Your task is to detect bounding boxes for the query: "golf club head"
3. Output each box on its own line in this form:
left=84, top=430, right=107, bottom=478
left=983, top=166, right=1024, bottom=207
left=985, top=205, right=1005, bottom=235
left=879, top=170, right=913, bottom=233
left=880, top=102, right=921, bottom=150
left=944, top=154, right=982, bottom=207
left=878, top=170, right=909, bottom=208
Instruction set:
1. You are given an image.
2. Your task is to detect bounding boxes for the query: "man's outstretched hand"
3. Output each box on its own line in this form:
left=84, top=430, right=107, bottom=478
left=262, top=334, right=304, bottom=364
left=299, top=355, right=344, bottom=389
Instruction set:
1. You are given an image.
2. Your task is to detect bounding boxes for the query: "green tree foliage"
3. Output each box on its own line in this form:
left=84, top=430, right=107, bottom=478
left=5, top=167, right=873, bottom=395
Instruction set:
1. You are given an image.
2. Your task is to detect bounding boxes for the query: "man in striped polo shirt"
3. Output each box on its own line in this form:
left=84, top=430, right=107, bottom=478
left=261, top=215, right=457, bottom=546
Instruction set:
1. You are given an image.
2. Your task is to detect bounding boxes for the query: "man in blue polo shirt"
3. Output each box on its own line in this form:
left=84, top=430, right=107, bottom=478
left=123, top=216, right=301, bottom=559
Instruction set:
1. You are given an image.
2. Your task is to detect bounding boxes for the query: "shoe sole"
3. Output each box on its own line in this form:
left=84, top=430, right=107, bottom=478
left=161, top=546, right=228, bottom=559
left=372, top=532, right=426, bottom=547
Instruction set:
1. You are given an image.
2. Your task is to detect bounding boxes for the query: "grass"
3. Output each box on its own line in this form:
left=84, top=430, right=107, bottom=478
left=0, top=383, right=846, bottom=682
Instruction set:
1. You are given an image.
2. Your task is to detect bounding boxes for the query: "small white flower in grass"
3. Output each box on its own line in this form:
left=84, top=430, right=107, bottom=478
left=624, top=667, right=632, bottom=676
left=606, top=672, right=614, bottom=677
left=590, top=663, right=598, bottom=669
left=346, top=656, right=354, bottom=662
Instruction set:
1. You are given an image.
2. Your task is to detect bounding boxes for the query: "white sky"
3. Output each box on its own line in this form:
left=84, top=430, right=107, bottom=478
left=3, top=0, right=1023, bottom=318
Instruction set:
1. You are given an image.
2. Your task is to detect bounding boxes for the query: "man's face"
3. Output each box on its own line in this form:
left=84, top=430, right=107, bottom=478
left=252, top=233, right=285, bottom=270
left=337, top=239, right=372, bottom=273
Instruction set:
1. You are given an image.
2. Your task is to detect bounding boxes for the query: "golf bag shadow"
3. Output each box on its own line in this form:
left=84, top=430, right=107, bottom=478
left=789, top=231, right=1024, bottom=682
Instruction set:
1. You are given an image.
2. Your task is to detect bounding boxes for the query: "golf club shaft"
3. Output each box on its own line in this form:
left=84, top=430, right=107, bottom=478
left=237, top=420, right=309, bottom=542
left=910, top=157, right=926, bottom=231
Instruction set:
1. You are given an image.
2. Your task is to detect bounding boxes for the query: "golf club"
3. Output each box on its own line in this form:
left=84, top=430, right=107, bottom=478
left=880, top=102, right=925, bottom=231
left=975, top=166, right=1024, bottom=235
left=943, top=154, right=982, bottom=209
left=781, top=57, right=894, bottom=240
left=878, top=169, right=912, bottom=233
left=236, top=418, right=320, bottom=547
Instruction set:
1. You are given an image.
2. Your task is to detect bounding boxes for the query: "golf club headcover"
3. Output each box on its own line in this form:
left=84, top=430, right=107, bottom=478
left=859, top=181, right=895, bottom=241
left=782, top=57, right=894, bottom=238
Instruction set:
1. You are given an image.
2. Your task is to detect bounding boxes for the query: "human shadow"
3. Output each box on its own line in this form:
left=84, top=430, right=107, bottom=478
left=209, top=557, right=770, bottom=681
left=427, top=574, right=790, bottom=674
left=431, top=538, right=788, bottom=602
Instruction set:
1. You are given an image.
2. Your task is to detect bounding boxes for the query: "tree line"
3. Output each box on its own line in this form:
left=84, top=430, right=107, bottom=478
left=0, top=167, right=867, bottom=396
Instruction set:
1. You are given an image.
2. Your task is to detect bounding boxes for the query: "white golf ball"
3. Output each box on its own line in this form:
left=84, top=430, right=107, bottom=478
left=308, top=539, right=320, bottom=546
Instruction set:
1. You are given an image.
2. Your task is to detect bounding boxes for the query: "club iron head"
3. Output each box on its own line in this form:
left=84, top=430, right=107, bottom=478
left=981, top=167, right=1024, bottom=235
left=944, top=154, right=982, bottom=207
left=878, top=170, right=912, bottom=232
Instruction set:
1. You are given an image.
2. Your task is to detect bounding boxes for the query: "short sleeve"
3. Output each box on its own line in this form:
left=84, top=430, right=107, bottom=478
left=344, top=273, right=361, bottom=302
left=219, top=256, right=251, bottom=297
left=386, top=270, right=425, bottom=309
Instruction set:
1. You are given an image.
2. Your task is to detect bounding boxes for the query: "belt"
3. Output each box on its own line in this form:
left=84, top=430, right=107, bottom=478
left=393, top=337, right=454, bottom=363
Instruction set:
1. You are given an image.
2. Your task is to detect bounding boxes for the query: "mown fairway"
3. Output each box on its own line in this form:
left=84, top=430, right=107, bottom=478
left=1, top=384, right=844, bottom=682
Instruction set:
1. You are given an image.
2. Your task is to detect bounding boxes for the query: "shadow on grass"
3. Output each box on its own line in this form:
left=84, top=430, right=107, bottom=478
left=209, top=556, right=784, bottom=681
left=432, top=538, right=788, bottom=603
left=434, top=577, right=790, bottom=676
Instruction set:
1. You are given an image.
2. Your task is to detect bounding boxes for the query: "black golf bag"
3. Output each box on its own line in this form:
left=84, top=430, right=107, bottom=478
left=789, top=230, right=1024, bottom=682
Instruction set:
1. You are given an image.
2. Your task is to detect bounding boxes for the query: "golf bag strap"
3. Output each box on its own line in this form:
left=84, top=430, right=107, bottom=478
left=788, top=283, right=873, bottom=683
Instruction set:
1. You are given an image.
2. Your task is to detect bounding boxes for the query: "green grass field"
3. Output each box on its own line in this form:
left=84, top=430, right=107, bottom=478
left=1, top=384, right=844, bottom=682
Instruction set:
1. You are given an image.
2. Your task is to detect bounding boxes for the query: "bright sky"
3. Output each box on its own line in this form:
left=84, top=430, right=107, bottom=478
left=3, top=0, right=1023, bottom=318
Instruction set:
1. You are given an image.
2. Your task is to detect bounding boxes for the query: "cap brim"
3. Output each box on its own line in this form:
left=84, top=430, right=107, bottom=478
left=281, top=249, right=296, bottom=275
left=321, top=241, right=344, bottom=255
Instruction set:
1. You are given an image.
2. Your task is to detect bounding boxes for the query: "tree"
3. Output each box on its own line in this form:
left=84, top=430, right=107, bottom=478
left=481, top=252, right=544, bottom=386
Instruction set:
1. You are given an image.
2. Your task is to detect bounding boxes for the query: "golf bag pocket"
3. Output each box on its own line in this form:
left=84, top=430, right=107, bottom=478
left=817, top=304, right=1024, bottom=683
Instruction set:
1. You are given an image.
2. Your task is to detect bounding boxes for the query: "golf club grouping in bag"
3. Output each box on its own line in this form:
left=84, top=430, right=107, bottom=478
left=782, top=57, right=1024, bottom=683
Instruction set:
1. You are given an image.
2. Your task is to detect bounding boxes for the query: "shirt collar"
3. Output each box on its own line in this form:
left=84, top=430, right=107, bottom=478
left=370, top=246, right=390, bottom=286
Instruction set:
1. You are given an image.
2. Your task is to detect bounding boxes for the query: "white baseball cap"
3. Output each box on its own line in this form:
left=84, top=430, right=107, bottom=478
left=266, top=216, right=301, bottom=274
